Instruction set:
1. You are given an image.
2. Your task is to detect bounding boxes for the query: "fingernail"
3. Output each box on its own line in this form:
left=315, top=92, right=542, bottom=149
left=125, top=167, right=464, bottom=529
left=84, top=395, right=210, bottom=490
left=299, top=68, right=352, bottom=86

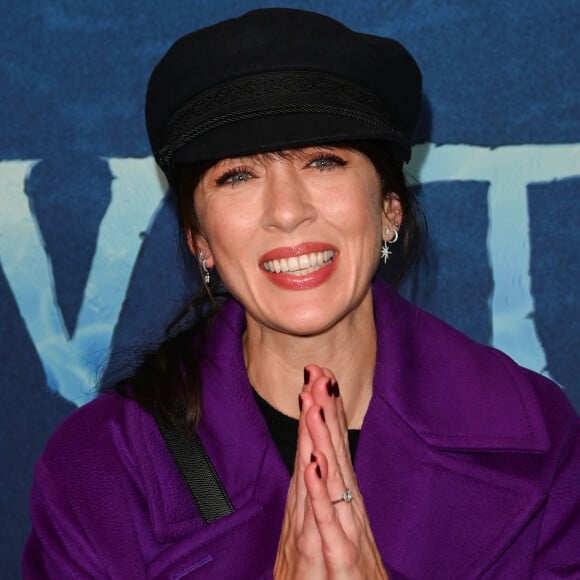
left=316, top=464, right=322, bottom=479
left=310, top=452, right=316, bottom=463
left=304, top=368, right=310, bottom=384
left=333, top=381, right=340, bottom=398
left=298, top=395, right=303, bottom=411
left=326, top=379, right=333, bottom=397
left=320, top=408, right=325, bottom=423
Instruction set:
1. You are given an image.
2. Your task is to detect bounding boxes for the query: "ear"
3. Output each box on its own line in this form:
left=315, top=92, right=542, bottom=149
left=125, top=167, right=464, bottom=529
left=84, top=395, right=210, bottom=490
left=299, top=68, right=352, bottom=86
left=186, top=230, right=215, bottom=268
left=381, top=194, right=403, bottom=240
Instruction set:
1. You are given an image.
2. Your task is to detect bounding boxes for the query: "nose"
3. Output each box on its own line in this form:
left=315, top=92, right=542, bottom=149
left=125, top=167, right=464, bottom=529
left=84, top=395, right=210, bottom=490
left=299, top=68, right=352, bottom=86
left=262, top=165, right=315, bottom=232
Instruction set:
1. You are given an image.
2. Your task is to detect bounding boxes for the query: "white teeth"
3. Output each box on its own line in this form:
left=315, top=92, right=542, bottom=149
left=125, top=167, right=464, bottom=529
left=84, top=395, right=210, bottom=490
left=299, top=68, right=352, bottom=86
left=263, top=250, right=334, bottom=275
left=288, top=257, right=299, bottom=271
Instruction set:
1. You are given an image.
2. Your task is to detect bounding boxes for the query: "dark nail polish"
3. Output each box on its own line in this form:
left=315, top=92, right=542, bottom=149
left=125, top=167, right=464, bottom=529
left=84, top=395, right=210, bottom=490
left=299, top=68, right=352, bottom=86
left=298, top=395, right=303, bottom=411
left=320, top=408, right=325, bottom=423
left=310, top=453, right=316, bottom=463
left=326, top=379, right=333, bottom=397
left=333, top=381, right=340, bottom=398
left=316, top=464, right=322, bottom=479
left=304, top=368, right=310, bottom=384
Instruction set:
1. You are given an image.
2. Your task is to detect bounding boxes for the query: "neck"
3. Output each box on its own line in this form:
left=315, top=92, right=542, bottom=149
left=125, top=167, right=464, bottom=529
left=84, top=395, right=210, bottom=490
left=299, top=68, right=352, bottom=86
left=244, top=291, right=376, bottom=428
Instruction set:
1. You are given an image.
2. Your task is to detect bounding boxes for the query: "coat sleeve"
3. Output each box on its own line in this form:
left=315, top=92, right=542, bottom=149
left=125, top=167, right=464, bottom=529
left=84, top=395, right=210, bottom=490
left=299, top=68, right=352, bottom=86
left=22, top=458, right=107, bottom=579
left=22, top=393, right=160, bottom=579
left=532, top=425, right=580, bottom=577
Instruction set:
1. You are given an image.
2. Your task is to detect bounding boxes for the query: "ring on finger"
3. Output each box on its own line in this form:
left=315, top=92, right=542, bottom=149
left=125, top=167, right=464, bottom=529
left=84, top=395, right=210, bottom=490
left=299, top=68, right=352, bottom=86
left=332, top=489, right=353, bottom=504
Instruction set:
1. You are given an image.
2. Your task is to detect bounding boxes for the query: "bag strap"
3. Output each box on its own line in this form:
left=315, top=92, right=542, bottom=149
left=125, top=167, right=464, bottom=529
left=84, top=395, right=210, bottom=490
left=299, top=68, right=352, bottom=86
left=155, top=416, right=234, bottom=524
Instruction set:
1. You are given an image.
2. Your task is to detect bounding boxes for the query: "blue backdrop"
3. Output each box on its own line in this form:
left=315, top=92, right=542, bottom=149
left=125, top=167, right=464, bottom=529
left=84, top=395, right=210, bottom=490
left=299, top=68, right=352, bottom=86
left=1, top=1, right=579, bottom=576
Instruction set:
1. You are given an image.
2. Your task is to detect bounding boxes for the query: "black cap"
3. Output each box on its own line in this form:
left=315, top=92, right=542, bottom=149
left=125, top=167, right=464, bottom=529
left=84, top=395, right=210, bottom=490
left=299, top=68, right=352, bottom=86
left=146, top=8, right=422, bottom=184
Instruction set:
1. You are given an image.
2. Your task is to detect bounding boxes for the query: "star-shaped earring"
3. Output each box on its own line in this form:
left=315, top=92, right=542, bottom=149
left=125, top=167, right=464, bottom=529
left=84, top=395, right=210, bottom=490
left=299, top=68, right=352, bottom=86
left=381, top=243, right=392, bottom=263
left=381, top=225, right=399, bottom=263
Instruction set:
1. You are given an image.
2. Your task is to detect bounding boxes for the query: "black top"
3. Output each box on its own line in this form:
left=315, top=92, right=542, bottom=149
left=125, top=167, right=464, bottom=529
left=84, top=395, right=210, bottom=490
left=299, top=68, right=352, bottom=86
left=253, top=388, right=360, bottom=475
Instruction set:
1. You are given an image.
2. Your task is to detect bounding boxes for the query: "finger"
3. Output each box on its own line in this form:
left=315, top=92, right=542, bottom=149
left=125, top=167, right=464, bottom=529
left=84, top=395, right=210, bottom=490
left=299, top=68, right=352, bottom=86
left=292, top=390, right=317, bottom=525
left=309, top=374, right=351, bottom=478
left=296, top=391, right=317, bottom=464
left=300, top=455, right=324, bottom=542
left=297, top=365, right=333, bottom=481
left=311, top=373, right=354, bottom=486
left=302, top=363, right=327, bottom=394
left=320, top=366, right=337, bottom=383
left=294, top=365, right=323, bottom=483
left=305, top=453, right=357, bottom=569
left=305, top=403, right=351, bottom=505
left=317, top=367, right=346, bottom=437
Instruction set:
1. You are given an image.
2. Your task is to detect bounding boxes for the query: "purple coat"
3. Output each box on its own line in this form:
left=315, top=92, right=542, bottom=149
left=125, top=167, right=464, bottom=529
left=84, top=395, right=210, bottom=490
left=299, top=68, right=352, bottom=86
left=23, top=282, right=580, bottom=579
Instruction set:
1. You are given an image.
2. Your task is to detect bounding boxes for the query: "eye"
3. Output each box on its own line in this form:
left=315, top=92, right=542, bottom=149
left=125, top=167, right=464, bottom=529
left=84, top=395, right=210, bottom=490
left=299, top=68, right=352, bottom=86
left=215, top=166, right=255, bottom=186
left=308, top=153, right=347, bottom=171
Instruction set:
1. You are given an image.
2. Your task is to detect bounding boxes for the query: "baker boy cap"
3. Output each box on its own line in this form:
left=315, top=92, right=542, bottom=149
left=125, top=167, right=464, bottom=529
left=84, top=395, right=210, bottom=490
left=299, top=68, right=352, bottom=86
left=146, top=8, right=422, bottom=185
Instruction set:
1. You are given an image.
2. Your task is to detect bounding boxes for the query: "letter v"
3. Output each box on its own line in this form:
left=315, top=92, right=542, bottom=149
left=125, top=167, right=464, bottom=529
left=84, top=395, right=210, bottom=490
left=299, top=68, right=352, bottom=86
left=0, top=158, right=166, bottom=406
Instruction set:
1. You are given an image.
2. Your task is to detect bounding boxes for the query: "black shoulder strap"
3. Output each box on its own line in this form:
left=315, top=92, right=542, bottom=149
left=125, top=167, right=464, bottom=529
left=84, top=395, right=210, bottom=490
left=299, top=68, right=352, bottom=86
left=155, top=416, right=234, bottom=523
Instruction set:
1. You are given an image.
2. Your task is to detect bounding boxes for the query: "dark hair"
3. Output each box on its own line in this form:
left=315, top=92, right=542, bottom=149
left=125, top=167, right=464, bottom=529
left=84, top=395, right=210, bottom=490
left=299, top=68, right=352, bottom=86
left=114, top=141, right=424, bottom=427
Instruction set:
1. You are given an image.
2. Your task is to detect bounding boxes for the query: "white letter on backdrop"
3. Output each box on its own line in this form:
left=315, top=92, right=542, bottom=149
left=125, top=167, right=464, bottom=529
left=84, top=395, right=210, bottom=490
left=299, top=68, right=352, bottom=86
left=0, top=158, right=166, bottom=406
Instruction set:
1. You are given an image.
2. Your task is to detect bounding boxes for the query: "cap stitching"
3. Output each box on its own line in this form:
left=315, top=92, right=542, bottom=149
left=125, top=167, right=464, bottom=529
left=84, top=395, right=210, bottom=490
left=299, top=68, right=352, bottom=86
left=157, top=102, right=403, bottom=171
left=154, top=70, right=405, bottom=170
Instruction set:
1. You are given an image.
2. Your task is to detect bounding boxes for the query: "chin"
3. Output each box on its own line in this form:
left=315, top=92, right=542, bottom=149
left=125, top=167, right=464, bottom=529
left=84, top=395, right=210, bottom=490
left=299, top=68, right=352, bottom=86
left=273, top=310, right=342, bottom=338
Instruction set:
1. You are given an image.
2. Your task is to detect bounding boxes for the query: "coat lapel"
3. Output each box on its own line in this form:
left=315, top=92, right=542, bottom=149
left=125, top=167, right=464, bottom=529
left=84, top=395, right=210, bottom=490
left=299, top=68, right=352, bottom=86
left=354, top=283, right=551, bottom=578
left=370, top=282, right=549, bottom=453
left=198, top=298, right=291, bottom=512
left=137, top=298, right=290, bottom=577
left=357, top=388, right=547, bottom=579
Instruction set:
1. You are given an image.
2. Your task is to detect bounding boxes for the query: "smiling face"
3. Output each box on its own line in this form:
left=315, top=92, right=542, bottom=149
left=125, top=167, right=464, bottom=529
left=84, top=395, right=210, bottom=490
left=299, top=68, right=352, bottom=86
left=192, top=145, right=399, bottom=337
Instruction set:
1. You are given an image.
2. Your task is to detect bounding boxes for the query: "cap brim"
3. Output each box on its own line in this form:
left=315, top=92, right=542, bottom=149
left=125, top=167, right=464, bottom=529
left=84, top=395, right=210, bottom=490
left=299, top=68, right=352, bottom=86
left=173, top=111, right=410, bottom=166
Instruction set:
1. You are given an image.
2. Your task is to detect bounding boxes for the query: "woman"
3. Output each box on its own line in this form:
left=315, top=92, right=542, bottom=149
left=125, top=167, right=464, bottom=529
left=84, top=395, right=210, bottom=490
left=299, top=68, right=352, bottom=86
left=23, top=8, right=580, bottom=579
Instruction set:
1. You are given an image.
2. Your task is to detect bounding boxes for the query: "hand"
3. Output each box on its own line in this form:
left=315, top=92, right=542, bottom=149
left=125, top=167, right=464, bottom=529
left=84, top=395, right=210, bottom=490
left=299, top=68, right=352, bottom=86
left=273, top=365, right=331, bottom=578
left=274, top=365, right=388, bottom=579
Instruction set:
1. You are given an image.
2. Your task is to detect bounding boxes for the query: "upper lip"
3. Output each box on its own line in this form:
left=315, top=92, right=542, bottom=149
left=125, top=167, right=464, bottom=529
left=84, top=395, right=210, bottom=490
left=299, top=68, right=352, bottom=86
left=259, top=242, right=338, bottom=263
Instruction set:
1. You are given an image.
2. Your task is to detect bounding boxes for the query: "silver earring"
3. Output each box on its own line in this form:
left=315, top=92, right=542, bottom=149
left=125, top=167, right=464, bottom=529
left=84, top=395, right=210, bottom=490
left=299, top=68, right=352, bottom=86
left=381, top=226, right=399, bottom=263
left=199, top=251, right=211, bottom=285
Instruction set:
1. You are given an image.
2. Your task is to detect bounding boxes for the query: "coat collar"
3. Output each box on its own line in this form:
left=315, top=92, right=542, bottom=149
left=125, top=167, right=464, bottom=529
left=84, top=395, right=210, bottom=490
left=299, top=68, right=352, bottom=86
left=357, top=282, right=551, bottom=578
left=138, top=298, right=289, bottom=547
left=199, top=280, right=551, bottom=467
left=198, top=299, right=291, bottom=513
left=370, top=280, right=550, bottom=453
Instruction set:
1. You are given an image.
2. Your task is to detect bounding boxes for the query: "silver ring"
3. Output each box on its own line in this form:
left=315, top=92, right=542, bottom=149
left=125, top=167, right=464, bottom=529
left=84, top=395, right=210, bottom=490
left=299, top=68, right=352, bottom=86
left=332, top=489, right=353, bottom=504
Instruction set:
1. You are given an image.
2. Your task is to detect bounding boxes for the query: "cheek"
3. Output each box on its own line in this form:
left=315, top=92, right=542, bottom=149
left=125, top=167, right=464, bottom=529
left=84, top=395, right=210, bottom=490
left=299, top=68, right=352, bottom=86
left=198, top=199, right=257, bottom=261
left=338, top=185, right=383, bottom=238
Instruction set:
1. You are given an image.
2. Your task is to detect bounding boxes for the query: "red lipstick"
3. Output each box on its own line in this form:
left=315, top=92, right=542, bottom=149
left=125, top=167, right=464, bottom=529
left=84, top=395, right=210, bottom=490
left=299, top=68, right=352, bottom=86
left=259, top=242, right=336, bottom=262
left=260, top=243, right=338, bottom=290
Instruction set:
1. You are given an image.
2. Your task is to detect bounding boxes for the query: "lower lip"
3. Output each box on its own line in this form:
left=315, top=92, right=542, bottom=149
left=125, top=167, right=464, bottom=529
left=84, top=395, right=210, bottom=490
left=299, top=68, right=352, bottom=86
left=262, top=255, right=338, bottom=290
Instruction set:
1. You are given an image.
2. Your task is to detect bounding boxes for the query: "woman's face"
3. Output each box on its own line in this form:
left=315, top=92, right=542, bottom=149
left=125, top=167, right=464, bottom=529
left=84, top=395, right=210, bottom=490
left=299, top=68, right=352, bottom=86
left=192, top=145, right=396, bottom=336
